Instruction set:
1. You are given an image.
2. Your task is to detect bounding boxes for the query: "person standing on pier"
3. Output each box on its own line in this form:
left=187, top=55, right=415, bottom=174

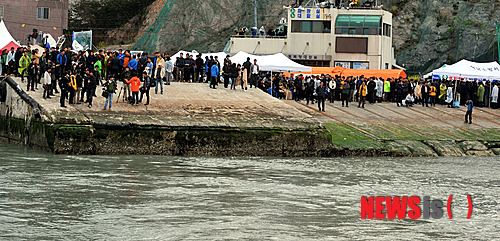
left=68, top=72, right=77, bottom=104
left=42, top=68, right=52, bottom=99
left=316, top=81, right=326, bottom=112
left=126, top=74, right=141, bottom=105
left=59, top=71, right=70, bottom=108
left=102, top=77, right=117, bottom=111
left=250, top=59, right=259, bottom=88
left=86, top=70, right=97, bottom=108
left=121, top=67, right=132, bottom=102
left=139, top=71, right=151, bottom=105
left=465, top=99, right=473, bottom=124
left=176, top=53, right=185, bottom=82
left=341, top=78, right=350, bottom=107
left=19, top=51, right=30, bottom=83
left=210, top=61, right=219, bottom=89
left=358, top=81, right=367, bottom=108
left=27, top=58, right=37, bottom=91
left=165, top=57, right=173, bottom=85
left=421, top=82, right=430, bottom=107
left=154, top=60, right=166, bottom=94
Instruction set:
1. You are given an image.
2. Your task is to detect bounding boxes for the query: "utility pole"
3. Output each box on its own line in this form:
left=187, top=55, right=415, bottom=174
left=496, top=21, right=500, bottom=63
left=254, top=0, right=258, bottom=29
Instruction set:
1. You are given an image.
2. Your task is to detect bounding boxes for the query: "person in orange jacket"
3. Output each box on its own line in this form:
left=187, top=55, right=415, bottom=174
left=126, top=74, right=141, bottom=105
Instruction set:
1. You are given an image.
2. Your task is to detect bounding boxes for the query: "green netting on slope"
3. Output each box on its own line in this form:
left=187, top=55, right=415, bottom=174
left=132, top=0, right=177, bottom=53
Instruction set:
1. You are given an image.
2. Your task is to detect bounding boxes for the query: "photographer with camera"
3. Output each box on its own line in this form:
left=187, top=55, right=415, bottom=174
left=121, top=67, right=132, bottom=103
left=102, top=77, right=117, bottom=111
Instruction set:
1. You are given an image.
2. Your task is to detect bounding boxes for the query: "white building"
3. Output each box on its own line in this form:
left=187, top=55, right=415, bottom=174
left=229, top=7, right=393, bottom=69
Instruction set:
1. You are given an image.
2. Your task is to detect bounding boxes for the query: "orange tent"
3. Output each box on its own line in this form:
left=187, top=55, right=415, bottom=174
left=339, top=69, right=407, bottom=79
left=283, top=67, right=406, bottom=79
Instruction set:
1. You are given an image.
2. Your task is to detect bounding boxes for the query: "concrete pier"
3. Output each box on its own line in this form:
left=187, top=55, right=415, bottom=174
left=1, top=76, right=500, bottom=157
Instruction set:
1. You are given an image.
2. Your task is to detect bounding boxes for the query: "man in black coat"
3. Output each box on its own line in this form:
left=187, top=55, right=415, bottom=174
left=59, top=71, right=70, bottom=108
left=195, top=54, right=204, bottom=83
left=316, top=81, right=326, bottom=112
left=176, top=53, right=185, bottom=82
left=138, top=52, right=148, bottom=77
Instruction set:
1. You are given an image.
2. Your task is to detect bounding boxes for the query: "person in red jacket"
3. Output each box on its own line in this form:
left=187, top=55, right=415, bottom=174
left=126, top=74, right=141, bottom=105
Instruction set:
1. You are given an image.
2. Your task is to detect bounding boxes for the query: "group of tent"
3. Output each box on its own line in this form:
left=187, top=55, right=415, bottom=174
left=0, top=20, right=57, bottom=53
left=171, top=50, right=407, bottom=79
left=428, top=59, right=500, bottom=82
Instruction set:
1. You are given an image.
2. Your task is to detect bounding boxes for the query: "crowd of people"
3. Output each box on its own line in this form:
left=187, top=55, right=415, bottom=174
left=2, top=46, right=499, bottom=123
left=256, top=73, right=499, bottom=124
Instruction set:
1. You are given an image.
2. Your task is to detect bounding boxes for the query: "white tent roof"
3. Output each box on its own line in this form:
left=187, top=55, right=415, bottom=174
left=230, top=51, right=312, bottom=72
left=0, top=20, right=20, bottom=50
left=432, top=59, right=500, bottom=80
left=171, top=50, right=227, bottom=65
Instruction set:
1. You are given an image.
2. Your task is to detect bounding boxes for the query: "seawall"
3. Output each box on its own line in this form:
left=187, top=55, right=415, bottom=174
left=1, top=76, right=499, bottom=157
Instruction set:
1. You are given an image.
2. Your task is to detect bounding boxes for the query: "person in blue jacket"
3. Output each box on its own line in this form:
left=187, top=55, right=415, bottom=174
left=465, top=99, right=473, bottom=124
left=210, top=63, right=219, bottom=89
left=128, top=55, right=138, bottom=76
left=56, top=50, right=67, bottom=90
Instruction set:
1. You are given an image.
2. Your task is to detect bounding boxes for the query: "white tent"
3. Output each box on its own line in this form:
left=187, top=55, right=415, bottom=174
left=230, top=51, right=312, bottom=72
left=171, top=50, right=227, bottom=65
left=0, top=20, right=20, bottom=51
left=432, top=59, right=500, bottom=80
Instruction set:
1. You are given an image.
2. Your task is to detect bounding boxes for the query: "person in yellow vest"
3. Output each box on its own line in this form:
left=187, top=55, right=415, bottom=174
left=358, top=80, right=367, bottom=108
left=68, top=71, right=78, bottom=104
left=429, top=83, right=437, bottom=107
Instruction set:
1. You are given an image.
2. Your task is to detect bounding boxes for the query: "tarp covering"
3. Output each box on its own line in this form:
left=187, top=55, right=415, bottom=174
left=432, top=59, right=500, bottom=80
left=339, top=69, right=407, bottom=79
left=0, top=20, right=20, bottom=51
left=231, top=51, right=312, bottom=72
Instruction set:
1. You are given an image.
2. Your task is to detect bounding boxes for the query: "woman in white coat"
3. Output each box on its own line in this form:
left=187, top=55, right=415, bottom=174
left=491, top=83, right=499, bottom=109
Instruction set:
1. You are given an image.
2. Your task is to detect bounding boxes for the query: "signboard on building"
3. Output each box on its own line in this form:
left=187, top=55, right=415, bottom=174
left=290, top=8, right=331, bottom=20
left=353, top=62, right=369, bottom=69
left=72, top=31, right=92, bottom=51
left=335, top=62, right=350, bottom=68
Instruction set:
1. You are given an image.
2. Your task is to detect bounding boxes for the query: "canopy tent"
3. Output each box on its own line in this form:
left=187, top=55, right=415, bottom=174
left=339, top=69, right=407, bottom=79
left=0, top=20, right=21, bottom=52
left=230, top=51, right=312, bottom=72
left=171, top=50, right=227, bottom=65
left=431, top=59, right=500, bottom=80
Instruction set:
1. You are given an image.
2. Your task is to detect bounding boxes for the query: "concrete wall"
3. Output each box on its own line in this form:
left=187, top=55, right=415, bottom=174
left=0, top=0, right=68, bottom=44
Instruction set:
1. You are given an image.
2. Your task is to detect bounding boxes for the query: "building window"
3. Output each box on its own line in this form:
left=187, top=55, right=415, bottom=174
left=336, top=37, right=368, bottom=54
left=37, top=7, right=49, bottom=20
left=334, top=15, right=382, bottom=36
left=291, top=20, right=332, bottom=33
left=383, top=23, right=391, bottom=37
left=0, top=6, right=4, bottom=19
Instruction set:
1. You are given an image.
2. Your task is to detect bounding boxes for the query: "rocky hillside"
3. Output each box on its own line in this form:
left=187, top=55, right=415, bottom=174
left=94, top=0, right=500, bottom=74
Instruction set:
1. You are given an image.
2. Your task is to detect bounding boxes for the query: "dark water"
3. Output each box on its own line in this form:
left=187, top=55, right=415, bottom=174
left=0, top=142, right=498, bottom=240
